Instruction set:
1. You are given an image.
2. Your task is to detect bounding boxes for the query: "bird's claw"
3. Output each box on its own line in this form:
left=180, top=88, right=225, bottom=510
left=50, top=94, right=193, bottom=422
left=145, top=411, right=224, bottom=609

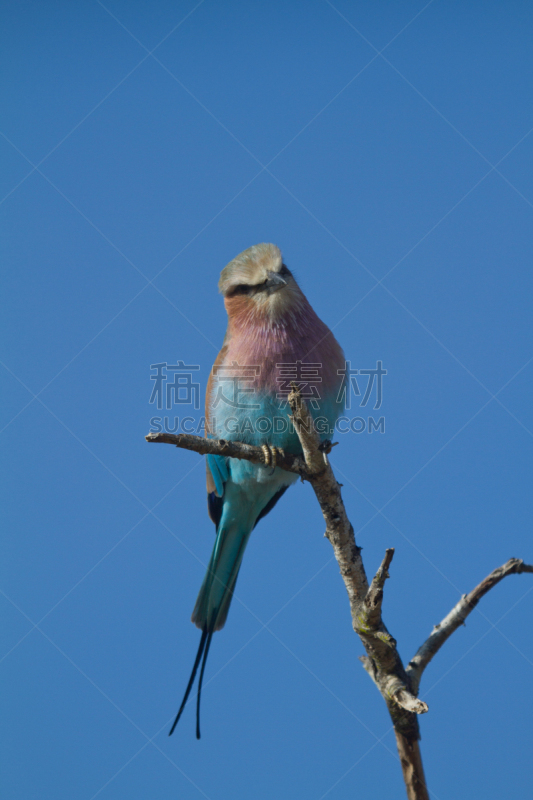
left=262, top=444, right=284, bottom=474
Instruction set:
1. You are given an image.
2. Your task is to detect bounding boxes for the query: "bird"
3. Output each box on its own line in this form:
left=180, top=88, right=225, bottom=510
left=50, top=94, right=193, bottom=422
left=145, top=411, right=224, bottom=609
left=169, top=243, right=345, bottom=738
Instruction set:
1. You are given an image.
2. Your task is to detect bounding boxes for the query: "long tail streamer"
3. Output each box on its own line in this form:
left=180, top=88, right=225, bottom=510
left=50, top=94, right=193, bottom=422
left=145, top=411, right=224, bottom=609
left=195, top=631, right=214, bottom=739
left=169, top=627, right=209, bottom=737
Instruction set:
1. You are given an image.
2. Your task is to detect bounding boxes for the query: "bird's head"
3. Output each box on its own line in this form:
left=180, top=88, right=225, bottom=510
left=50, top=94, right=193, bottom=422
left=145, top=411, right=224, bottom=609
left=219, top=243, right=302, bottom=323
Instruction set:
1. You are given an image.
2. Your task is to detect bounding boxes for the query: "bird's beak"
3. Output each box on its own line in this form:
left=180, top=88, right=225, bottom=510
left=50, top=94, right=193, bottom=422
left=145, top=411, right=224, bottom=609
left=265, top=271, right=287, bottom=292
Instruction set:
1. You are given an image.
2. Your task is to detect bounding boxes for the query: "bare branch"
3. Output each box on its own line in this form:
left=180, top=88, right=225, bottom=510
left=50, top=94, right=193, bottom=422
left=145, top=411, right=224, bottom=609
left=393, top=689, right=429, bottom=715
left=360, top=655, right=428, bottom=713
left=287, top=383, right=328, bottom=475
left=146, top=431, right=308, bottom=476
left=395, top=732, right=430, bottom=800
left=287, top=385, right=369, bottom=607
left=364, top=547, right=395, bottom=628
left=407, top=558, right=533, bottom=695
left=286, top=388, right=424, bottom=741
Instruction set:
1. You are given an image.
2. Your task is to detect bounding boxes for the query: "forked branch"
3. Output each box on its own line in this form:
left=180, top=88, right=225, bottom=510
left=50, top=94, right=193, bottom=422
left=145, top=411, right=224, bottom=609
left=146, top=389, right=532, bottom=800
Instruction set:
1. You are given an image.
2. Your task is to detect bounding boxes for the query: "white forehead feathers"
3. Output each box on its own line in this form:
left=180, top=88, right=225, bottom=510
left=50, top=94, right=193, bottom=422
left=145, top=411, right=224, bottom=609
left=219, top=243, right=282, bottom=296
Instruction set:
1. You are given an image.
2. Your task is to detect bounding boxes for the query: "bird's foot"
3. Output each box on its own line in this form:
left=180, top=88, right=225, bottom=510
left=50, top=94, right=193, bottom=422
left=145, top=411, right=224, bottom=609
left=261, top=444, right=285, bottom=474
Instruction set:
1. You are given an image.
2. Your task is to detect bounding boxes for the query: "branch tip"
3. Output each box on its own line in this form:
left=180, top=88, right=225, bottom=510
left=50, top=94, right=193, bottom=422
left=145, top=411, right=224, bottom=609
left=394, top=689, right=429, bottom=715
left=407, top=556, right=533, bottom=696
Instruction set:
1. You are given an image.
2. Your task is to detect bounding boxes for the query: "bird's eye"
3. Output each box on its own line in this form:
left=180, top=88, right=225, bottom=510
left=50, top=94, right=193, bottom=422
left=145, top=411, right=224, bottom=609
left=228, top=283, right=252, bottom=297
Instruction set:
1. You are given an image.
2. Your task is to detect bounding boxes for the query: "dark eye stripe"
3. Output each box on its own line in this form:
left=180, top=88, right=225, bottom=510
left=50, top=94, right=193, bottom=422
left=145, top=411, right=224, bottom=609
left=227, top=266, right=291, bottom=297
left=228, top=279, right=268, bottom=297
left=229, top=284, right=252, bottom=296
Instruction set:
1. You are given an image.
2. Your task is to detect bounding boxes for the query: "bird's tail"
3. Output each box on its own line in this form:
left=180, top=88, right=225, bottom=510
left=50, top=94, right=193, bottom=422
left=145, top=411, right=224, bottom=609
left=192, top=521, right=253, bottom=632
left=169, top=521, right=253, bottom=738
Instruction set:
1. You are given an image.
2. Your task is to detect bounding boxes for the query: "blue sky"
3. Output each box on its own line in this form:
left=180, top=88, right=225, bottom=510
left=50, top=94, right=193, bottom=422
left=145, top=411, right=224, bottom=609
left=2, top=1, right=533, bottom=798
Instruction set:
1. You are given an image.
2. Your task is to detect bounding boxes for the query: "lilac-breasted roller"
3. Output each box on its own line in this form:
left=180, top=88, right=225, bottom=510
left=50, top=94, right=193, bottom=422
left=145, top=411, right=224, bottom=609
left=170, top=243, right=345, bottom=737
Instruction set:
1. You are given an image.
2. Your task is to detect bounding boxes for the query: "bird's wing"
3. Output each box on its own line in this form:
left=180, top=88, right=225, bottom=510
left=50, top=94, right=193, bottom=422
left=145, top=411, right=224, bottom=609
left=205, top=337, right=231, bottom=526
left=206, top=454, right=228, bottom=527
